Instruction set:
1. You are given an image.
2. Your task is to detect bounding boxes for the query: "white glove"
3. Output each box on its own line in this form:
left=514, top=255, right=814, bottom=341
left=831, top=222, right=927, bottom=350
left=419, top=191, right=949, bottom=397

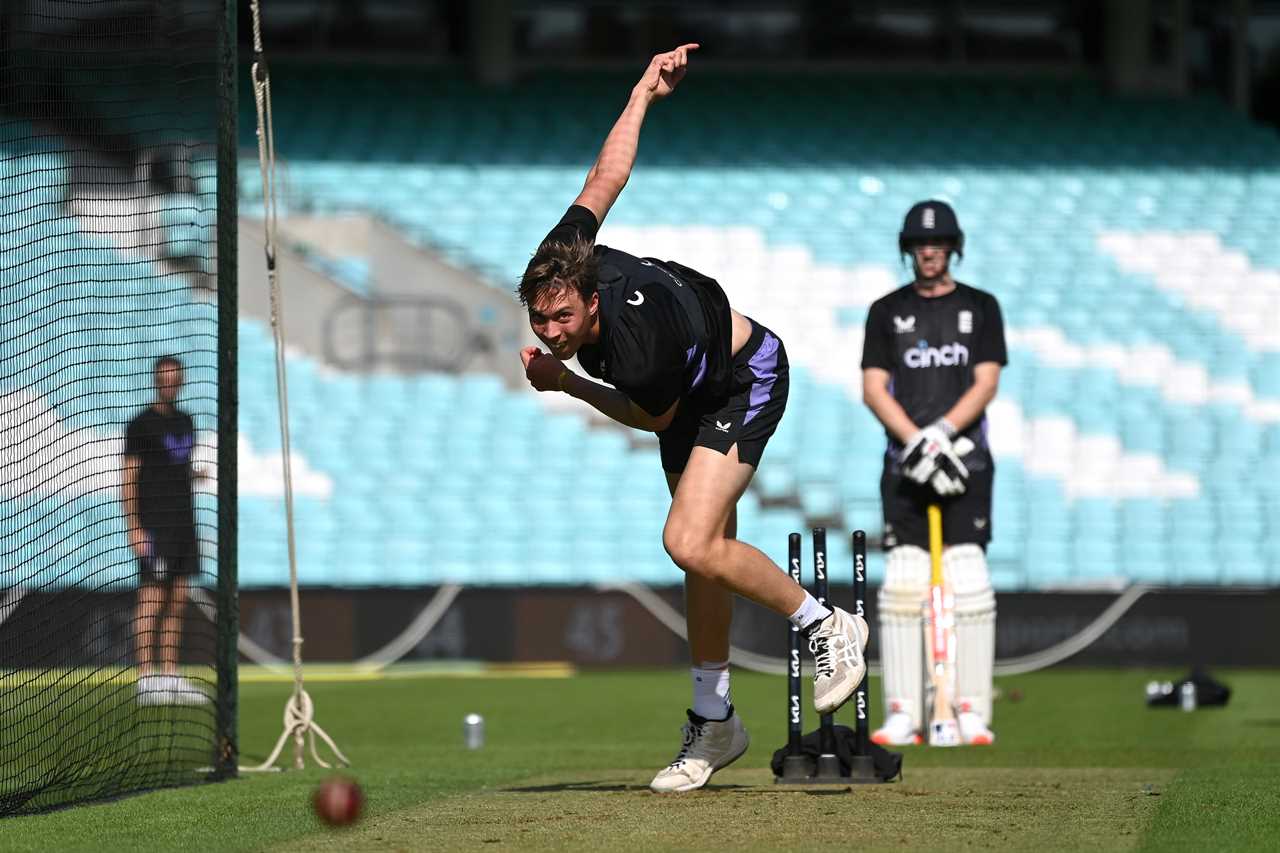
left=929, top=436, right=973, bottom=497
left=900, top=421, right=954, bottom=486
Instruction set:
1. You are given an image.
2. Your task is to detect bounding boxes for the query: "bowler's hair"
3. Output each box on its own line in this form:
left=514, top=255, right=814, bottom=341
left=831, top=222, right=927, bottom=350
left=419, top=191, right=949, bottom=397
left=517, top=236, right=598, bottom=308
left=154, top=354, right=183, bottom=372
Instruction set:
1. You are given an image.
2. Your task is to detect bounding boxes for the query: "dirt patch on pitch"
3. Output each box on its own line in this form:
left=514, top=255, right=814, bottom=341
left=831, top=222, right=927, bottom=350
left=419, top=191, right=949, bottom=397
left=279, top=766, right=1175, bottom=852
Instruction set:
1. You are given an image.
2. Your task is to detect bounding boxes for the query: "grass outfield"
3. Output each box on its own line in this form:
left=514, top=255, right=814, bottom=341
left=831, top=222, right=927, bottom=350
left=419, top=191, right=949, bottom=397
left=5, top=668, right=1279, bottom=852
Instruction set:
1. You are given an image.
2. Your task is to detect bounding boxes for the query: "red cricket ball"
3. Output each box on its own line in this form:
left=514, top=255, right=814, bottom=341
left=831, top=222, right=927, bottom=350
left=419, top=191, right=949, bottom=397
left=313, top=776, right=363, bottom=827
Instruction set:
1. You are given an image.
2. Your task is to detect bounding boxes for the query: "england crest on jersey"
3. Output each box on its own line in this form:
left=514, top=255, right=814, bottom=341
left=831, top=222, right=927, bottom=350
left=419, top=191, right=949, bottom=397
left=958, top=310, right=973, bottom=334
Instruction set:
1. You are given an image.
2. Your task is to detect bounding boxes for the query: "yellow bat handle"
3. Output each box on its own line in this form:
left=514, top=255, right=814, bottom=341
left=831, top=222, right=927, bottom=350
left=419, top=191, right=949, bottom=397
left=927, top=504, right=944, bottom=585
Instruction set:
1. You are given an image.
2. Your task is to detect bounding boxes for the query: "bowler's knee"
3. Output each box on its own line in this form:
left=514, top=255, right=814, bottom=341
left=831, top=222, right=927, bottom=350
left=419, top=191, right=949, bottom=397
left=662, top=523, right=724, bottom=581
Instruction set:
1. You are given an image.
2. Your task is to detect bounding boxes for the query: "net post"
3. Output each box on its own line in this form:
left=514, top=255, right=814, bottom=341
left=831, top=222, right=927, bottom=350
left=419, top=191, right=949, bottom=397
left=213, top=0, right=239, bottom=782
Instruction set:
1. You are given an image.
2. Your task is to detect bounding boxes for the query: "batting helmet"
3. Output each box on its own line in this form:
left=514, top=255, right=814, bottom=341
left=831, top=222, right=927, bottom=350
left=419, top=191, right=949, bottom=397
left=899, top=200, right=964, bottom=257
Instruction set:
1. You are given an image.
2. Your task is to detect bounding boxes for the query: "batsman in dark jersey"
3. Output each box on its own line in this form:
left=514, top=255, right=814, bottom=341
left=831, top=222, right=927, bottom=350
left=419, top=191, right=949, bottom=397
left=517, top=45, right=868, bottom=792
left=861, top=200, right=1006, bottom=746
left=122, top=355, right=209, bottom=706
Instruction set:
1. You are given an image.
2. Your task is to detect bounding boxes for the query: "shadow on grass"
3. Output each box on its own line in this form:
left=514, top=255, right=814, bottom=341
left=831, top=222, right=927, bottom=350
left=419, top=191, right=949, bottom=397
left=501, top=780, right=852, bottom=795
left=1241, top=718, right=1280, bottom=729
left=502, top=781, right=643, bottom=793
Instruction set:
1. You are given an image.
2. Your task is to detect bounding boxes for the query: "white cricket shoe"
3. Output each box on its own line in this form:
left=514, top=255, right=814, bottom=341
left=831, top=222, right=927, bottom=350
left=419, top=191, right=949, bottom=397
left=167, top=675, right=212, bottom=706
left=136, top=674, right=171, bottom=706
left=958, top=711, right=995, bottom=746
left=649, top=709, right=749, bottom=793
left=871, top=711, right=922, bottom=746
left=808, top=607, right=869, bottom=715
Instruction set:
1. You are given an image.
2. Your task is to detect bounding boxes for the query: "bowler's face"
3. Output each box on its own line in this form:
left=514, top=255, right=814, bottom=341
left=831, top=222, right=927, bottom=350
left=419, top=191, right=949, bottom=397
left=528, top=286, right=597, bottom=360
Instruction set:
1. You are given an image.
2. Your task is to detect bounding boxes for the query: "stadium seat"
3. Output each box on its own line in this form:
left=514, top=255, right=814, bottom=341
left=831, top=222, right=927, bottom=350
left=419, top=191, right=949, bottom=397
left=13, top=76, right=1280, bottom=595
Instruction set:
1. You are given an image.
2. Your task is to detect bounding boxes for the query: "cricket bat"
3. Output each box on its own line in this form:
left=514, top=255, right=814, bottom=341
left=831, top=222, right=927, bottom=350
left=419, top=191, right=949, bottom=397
left=924, top=504, right=961, bottom=747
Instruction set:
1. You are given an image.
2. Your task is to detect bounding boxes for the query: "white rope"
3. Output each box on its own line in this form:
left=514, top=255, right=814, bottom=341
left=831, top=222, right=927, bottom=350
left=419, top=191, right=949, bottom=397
left=247, top=0, right=346, bottom=771
left=354, top=584, right=463, bottom=668
left=598, top=580, right=1157, bottom=677
left=195, top=570, right=1150, bottom=683
left=593, top=581, right=794, bottom=675
left=242, top=688, right=350, bottom=773
left=989, top=583, right=1155, bottom=675
left=190, top=583, right=463, bottom=672
left=189, top=586, right=287, bottom=671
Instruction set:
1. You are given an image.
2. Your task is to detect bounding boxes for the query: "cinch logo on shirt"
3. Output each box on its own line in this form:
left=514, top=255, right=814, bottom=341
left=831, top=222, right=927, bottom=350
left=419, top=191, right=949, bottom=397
left=904, top=340, right=969, bottom=368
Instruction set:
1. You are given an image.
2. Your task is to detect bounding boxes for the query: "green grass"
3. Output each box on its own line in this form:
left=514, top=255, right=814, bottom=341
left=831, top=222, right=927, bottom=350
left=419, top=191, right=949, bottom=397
left=4, top=669, right=1279, bottom=851
left=0, top=669, right=217, bottom=814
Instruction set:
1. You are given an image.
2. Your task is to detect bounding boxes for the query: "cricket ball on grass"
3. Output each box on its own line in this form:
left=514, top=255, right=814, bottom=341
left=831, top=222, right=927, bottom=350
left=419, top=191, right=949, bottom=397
left=313, top=776, right=363, bottom=827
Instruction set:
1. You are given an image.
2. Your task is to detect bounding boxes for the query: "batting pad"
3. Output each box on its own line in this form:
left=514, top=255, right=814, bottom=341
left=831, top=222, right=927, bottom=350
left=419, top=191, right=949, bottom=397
left=877, top=545, right=930, bottom=726
left=946, top=544, right=997, bottom=725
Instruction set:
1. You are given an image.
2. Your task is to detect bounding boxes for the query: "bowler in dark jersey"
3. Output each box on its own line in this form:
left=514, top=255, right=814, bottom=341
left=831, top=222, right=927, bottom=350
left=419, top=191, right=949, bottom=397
left=516, top=44, right=867, bottom=793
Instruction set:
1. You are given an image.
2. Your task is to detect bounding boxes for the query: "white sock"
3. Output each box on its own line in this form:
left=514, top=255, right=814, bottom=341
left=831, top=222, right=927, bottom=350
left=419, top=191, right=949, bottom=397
left=788, top=592, right=831, bottom=632
left=691, top=663, right=731, bottom=720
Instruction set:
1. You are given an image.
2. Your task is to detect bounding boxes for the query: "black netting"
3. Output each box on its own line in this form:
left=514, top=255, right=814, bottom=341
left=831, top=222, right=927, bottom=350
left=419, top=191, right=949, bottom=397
left=0, top=0, right=235, bottom=815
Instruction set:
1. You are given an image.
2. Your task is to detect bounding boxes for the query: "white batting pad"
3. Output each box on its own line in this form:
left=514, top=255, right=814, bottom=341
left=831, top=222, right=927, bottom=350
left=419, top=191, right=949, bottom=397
left=883, top=544, right=931, bottom=594
left=945, top=544, right=997, bottom=725
left=877, top=545, right=930, bottom=726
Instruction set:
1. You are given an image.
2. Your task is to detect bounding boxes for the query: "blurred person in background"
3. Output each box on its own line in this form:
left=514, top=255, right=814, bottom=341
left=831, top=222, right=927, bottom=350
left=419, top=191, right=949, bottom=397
left=122, top=355, right=209, bottom=706
left=861, top=201, right=1006, bottom=746
left=517, top=44, right=868, bottom=792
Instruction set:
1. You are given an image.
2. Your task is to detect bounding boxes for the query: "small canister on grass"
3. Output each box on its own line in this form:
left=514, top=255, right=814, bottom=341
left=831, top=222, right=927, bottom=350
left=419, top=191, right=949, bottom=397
left=1179, top=681, right=1197, bottom=712
left=463, top=713, right=485, bottom=749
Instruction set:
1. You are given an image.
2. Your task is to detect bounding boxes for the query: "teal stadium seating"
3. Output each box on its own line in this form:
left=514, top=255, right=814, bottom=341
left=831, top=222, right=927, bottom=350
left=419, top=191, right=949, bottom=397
left=0, top=138, right=218, bottom=593
left=233, top=70, right=1280, bottom=590
left=236, top=321, right=867, bottom=587
left=5, top=73, right=1279, bottom=594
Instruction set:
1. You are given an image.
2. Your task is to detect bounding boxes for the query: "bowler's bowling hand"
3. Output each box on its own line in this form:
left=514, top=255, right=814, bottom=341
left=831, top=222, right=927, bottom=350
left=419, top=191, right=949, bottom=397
left=521, top=346, right=569, bottom=393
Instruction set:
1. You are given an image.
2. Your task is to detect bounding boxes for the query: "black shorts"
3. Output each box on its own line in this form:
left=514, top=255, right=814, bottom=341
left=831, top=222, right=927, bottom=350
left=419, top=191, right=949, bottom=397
left=880, top=450, right=994, bottom=549
left=658, top=319, right=789, bottom=474
left=137, top=533, right=200, bottom=584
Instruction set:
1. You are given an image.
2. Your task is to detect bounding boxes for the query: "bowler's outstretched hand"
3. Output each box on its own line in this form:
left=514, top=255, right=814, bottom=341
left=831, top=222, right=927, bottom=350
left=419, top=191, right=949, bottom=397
left=635, top=43, right=699, bottom=101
